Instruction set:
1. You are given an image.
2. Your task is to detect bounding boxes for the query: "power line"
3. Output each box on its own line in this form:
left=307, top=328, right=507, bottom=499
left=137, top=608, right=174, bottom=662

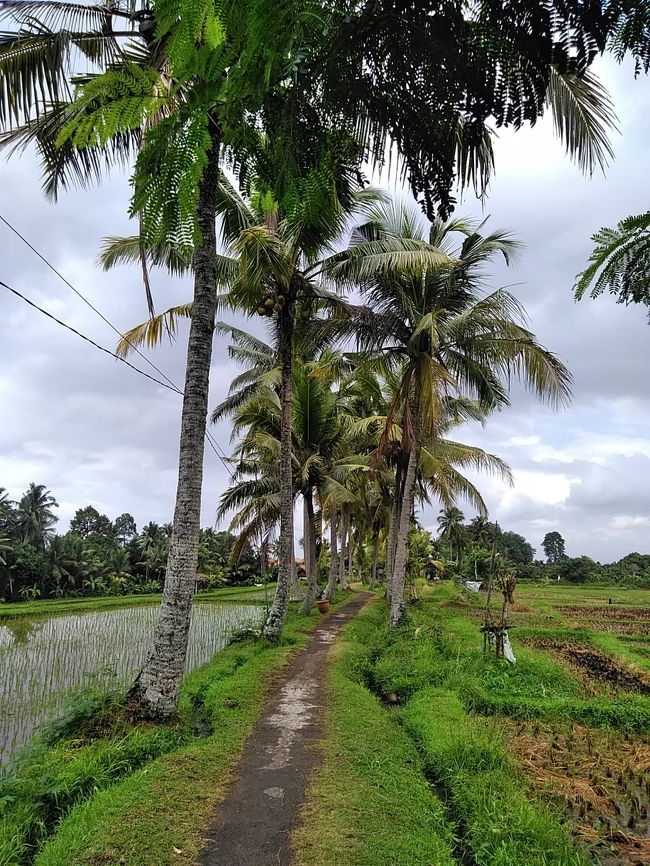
left=1, top=276, right=236, bottom=478
left=1, top=279, right=182, bottom=394
left=1, top=215, right=239, bottom=479
left=0, top=213, right=182, bottom=395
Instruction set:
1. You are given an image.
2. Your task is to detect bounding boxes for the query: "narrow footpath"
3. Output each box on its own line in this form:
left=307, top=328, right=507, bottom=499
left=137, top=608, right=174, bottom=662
left=199, top=591, right=373, bottom=866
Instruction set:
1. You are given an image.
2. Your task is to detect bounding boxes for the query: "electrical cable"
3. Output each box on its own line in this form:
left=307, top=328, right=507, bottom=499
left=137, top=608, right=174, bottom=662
left=1, top=215, right=237, bottom=479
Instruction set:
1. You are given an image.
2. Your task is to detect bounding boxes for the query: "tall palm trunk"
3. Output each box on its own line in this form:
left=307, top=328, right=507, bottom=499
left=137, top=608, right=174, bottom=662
left=130, top=127, right=221, bottom=719
left=385, top=463, right=403, bottom=601
left=263, top=290, right=294, bottom=640
left=390, top=421, right=423, bottom=627
left=370, top=527, right=379, bottom=590
left=347, top=532, right=356, bottom=584
left=338, top=505, right=350, bottom=590
left=301, top=488, right=318, bottom=614
left=324, top=505, right=338, bottom=599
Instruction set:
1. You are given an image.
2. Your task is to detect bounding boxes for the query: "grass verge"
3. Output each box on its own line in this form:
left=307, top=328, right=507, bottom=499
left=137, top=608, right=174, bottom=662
left=401, top=689, right=588, bottom=866
left=0, top=595, right=336, bottom=866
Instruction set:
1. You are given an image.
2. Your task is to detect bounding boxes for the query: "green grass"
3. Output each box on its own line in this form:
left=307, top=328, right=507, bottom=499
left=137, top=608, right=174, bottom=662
left=315, top=586, right=650, bottom=864
left=0, top=596, right=333, bottom=866
left=400, top=689, right=588, bottom=866
left=292, top=605, right=455, bottom=866
left=0, top=584, right=276, bottom=620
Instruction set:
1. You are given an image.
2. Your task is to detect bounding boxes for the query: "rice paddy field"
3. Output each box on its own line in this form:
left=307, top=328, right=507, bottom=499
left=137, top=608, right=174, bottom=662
left=502, top=585, right=650, bottom=865
left=0, top=600, right=265, bottom=766
left=441, top=582, right=650, bottom=865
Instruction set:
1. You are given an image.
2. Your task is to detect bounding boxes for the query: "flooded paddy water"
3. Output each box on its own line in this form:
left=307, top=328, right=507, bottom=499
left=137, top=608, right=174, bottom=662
left=0, top=601, right=264, bottom=766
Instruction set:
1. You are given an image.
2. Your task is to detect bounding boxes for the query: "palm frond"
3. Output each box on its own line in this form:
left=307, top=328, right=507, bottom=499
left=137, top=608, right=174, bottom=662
left=574, top=212, right=650, bottom=312
left=115, top=303, right=193, bottom=357
left=546, top=66, right=617, bottom=176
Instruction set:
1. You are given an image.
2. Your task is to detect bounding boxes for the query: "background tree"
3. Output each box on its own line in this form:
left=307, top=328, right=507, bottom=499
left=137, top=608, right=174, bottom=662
left=69, top=506, right=114, bottom=541
left=437, top=507, right=466, bottom=563
left=556, top=555, right=600, bottom=584
left=114, top=513, right=138, bottom=546
left=542, top=531, right=567, bottom=564
left=500, top=530, right=535, bottom=565
left=16, top=483, right=58, bottom=550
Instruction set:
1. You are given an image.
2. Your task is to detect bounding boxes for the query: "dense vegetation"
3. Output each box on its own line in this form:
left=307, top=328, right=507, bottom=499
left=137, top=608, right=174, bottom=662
left=0, top=487, right=260, bottom=602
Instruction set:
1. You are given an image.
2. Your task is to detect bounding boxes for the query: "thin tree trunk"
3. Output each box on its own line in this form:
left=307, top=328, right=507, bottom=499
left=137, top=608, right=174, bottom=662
left=390, top=423, right=422, bottom=627
left=289, top=541, right=304, bottom=600
left=302, top=494, right=310, bottom=589
left=301, top=488, right=318, bottom=614
left=324, top=505, right=338, bottom=599
left=263, top=289, right=294, bottom=640
left=385, top=463, right=402, bottom=602
left=347, top=533, right=355, bottom=585
left=370, top=529, right=379, bottom=590
left=130, top=126, right=221, bottom=719
left=338, top=505, right=349, bottom=590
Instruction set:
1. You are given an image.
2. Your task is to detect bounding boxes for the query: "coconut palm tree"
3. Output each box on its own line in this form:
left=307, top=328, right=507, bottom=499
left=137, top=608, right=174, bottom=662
left=325, top=203, right=572, bottom=625
left=437, top=506, right=466, bottom=563
left=15, top=483, right=58, bottom=550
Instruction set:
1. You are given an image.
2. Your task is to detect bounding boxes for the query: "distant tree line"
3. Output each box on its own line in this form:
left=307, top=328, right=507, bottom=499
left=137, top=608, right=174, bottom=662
left=0, top=484, right=261, bottom=603
left=433, top=510, right=650, bottom=588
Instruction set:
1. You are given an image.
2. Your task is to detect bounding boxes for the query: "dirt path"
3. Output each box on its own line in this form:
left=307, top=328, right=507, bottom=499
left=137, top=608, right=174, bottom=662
left=198, top=592, right=373, bottom=866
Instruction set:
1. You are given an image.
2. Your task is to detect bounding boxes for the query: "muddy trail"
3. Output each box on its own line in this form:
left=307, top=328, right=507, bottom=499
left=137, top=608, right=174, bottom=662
left=524, top=638, right=650, bottom=694
left=198, top=592, right=373, bottom=866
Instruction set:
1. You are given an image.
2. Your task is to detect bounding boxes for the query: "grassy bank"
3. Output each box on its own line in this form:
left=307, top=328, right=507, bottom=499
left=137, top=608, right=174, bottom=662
left=0, top=583, right=276, bottom=621
left=294, top=585, right=649, bottom=866
left=293, top=605, right=455, bottom=866
left=0, top=593, right=334, bottom=866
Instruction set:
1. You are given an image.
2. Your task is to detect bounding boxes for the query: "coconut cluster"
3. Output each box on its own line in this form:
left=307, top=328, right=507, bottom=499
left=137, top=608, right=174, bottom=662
left=256, top=292, right=286, bottom=317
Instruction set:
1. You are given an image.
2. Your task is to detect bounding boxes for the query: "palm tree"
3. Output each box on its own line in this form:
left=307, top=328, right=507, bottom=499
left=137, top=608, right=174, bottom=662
left=437, top=507, right=466, bottom=563
left=15, top=483, right=58, bottom=550
left=469, top=515, right=492, bottom=547
left=325, top=203, right=572, bottom=625
left=47, top=534, right=91, bottom=596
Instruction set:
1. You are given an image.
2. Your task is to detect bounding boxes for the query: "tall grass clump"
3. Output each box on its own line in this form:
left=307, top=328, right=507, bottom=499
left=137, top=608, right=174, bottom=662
left=401, top=689, right=589, bottom=866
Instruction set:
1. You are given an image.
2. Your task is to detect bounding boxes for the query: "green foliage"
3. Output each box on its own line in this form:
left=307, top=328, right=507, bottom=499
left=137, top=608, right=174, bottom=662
left=0, top=726, right=186, bottom=866
left=153, top=0, right=226, bottom=73
left=56, top=64, right=164, bottom=149
left=574, top=211, right=650, bottom=317
left=555, top=555, right=600, bottom=583
left=130, top=110, right=212, bottom=251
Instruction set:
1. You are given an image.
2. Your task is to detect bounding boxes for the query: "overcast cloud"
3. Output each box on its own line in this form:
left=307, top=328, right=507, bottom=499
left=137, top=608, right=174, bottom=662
left=1, top=57, right=649, bottom=563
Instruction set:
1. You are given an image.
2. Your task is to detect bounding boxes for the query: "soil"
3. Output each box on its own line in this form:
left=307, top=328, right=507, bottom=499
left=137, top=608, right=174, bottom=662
left=506, top=721, right=650, bottom=866
left=554, top=606, right=650, bottom=621
left=523, top=638, right=650, bottom=694
left=198, top=592, right=373, bottom=866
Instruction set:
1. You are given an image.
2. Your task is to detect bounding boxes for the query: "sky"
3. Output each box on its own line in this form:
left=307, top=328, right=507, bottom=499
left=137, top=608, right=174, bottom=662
left=0, top=58, right=649, bottom=564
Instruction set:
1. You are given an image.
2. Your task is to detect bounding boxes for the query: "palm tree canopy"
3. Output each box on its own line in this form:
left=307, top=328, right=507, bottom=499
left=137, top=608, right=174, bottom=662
left=15, top=483, right=58, bottom=549
left=322, top=201, right=572, bottom=445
